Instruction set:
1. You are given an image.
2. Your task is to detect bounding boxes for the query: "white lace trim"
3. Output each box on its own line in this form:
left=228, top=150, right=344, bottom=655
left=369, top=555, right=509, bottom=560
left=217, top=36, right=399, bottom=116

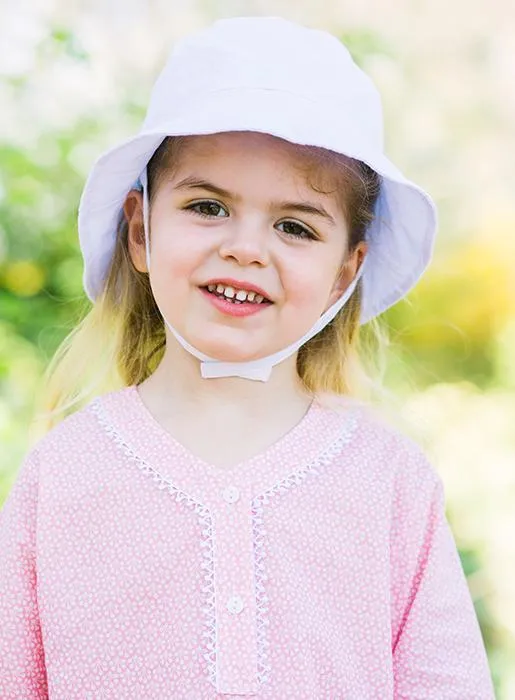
left=251, top=410, right=359, bottom=685
left=89, top=398, right=218, bottom=688
left=90, top=397, right=359, bottom=691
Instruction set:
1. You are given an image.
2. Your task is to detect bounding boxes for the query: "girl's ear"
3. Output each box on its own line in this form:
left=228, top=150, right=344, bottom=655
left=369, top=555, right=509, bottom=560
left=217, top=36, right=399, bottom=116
left=326, top=242, right=368, bottom=310
left=124, top=190, right=148, bottom=273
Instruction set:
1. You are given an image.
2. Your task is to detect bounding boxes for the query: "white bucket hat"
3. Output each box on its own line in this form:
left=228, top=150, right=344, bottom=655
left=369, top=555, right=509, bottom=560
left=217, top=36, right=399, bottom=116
left=78, top=16, right=437, bottom=381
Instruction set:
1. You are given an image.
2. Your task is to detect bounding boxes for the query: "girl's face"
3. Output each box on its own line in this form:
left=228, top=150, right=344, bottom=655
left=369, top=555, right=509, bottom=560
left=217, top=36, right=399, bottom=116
left=126, top=132, right=367, bottom=363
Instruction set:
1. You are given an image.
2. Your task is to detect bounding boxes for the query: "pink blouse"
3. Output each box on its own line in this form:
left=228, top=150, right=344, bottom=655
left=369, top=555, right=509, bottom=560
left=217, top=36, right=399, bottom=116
left=0, top=385, right=495, bottom=698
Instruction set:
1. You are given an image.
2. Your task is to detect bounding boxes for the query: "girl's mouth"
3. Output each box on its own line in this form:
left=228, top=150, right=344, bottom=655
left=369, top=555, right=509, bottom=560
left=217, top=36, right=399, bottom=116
left=200, top=283, right=273, bottom=317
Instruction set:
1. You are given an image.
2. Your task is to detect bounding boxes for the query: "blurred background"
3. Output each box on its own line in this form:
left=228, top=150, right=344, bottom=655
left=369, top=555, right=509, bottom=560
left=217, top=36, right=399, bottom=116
left=1, top=0, right=514, bottom=695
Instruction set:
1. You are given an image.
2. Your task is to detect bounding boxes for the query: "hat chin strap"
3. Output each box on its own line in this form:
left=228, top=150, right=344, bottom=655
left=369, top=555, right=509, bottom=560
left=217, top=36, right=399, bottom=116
left=140, top=170, right=365, bottom=382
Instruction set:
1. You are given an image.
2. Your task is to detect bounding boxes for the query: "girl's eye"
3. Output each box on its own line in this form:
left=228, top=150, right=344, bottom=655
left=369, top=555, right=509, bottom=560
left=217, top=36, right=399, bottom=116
left=277, top=220, right=316, bottom=240
left=185, top=200, right=229, bottom=218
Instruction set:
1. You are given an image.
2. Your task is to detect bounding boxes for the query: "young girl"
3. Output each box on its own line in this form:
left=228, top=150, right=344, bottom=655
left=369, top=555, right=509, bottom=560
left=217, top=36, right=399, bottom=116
left=0, top=16, right=495, bottom=699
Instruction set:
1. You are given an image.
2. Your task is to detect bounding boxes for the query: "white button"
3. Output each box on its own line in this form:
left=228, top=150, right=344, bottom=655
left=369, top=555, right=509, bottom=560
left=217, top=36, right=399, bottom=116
left=227, top=595, right=244, bottom=614
left=222, top=485, right=240, bottom=504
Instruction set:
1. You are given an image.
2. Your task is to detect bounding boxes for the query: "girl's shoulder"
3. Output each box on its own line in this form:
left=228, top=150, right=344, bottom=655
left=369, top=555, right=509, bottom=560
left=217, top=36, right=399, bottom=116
left=26, top=385, right=133, bottom=464
left=314, top=392, right=441, bottom=490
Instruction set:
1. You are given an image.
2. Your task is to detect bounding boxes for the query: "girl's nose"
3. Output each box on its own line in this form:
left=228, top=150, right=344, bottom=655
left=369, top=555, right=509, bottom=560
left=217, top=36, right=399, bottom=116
left=218, top=220, right=270, bottom=267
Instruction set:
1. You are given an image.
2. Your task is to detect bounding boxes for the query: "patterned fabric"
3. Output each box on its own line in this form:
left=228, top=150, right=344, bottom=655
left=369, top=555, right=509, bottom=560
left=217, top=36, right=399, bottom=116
left=0, top=385, right=495, bottom=698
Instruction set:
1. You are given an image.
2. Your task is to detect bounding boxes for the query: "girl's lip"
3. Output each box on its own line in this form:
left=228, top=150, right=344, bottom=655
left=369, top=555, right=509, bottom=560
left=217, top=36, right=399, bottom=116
left=203, top=278, right=272, bottom=302
left=200, top=287, right=271, bottom=317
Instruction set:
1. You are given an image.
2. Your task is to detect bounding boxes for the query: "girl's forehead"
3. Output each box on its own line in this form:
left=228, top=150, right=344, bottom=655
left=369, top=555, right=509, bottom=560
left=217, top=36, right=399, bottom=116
left=164, top=131, right=343, bottom=199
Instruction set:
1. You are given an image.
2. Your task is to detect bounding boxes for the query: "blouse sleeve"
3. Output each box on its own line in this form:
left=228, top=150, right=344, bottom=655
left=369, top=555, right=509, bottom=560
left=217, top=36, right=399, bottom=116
left=390, top=444, right=495, bottom=699
left=0, top=449, right=48, bottom=699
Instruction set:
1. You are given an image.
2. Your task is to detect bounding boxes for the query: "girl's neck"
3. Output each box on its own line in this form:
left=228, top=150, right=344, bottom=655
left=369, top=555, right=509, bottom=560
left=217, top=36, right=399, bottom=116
left=143, top=338, right=311, bottom=415
left=135, top=341, right=313, bottom=468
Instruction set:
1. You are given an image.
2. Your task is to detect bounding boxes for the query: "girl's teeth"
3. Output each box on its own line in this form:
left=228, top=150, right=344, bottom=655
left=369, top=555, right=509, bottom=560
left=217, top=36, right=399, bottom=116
left=206, top=284, right=268, bottom=304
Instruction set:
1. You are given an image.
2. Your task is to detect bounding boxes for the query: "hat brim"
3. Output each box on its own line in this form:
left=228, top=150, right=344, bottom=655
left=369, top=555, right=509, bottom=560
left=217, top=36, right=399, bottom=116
left=78, top=87, right=437, bottom=323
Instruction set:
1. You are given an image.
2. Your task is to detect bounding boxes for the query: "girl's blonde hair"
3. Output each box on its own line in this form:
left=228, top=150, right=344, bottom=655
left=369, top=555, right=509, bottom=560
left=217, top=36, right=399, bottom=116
left=31, top=135, right=401, bottom=441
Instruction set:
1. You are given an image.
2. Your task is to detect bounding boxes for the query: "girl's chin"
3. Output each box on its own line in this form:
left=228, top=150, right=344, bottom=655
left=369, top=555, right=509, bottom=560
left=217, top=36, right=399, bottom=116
left=190, top=343, right=269, bottom=364
left=166, top=325, right=299, bottom=364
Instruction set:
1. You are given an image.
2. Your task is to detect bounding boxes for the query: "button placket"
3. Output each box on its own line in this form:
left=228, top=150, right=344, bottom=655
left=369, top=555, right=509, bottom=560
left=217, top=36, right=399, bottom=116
left=211, top=482, right=259, bottom=693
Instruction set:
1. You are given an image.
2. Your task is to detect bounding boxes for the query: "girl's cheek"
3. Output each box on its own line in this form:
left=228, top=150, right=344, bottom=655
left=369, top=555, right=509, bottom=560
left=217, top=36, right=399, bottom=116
left=153, top=226, right=199, bottom=269
left=284, top=261, right=336, bottom=306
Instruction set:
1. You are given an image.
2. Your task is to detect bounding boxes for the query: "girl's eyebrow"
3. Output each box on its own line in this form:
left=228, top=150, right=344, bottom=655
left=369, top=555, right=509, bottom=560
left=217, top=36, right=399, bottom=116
left=174, top=175, right=233, bottom=201
left=277, top=201, right=336, bottom=226
left=173, top=175, right=337, bottom=226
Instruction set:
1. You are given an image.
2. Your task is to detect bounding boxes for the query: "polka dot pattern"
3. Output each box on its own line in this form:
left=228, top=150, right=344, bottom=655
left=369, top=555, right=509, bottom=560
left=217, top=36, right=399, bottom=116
left=0, top=385, right=495, bottom=698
